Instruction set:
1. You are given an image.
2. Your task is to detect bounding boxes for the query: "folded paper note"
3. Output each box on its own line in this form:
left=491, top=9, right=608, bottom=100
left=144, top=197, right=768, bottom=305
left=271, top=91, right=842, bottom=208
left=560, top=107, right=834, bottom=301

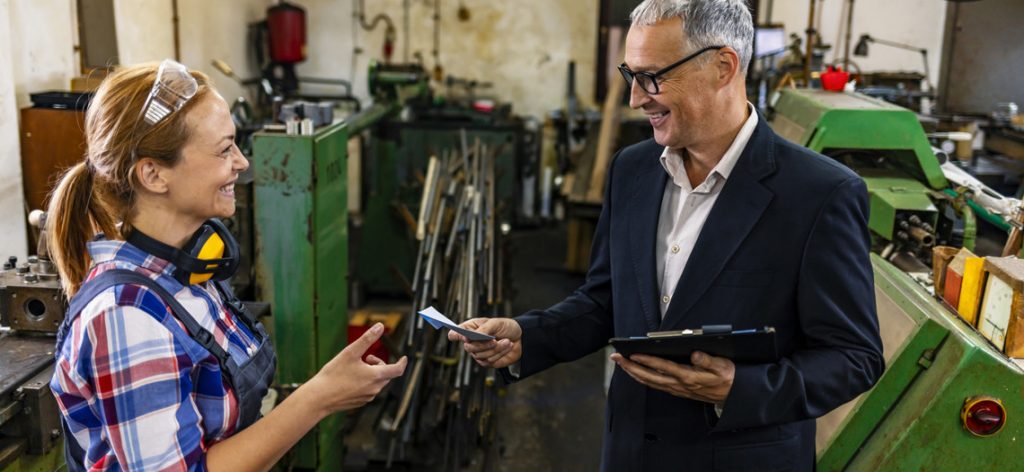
left=418, top=306, right=495, bottom=341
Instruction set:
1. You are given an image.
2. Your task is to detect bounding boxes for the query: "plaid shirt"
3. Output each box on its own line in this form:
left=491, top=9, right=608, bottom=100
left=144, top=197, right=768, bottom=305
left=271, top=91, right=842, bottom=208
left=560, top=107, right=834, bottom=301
left=51, top=238, right=262, bottom=471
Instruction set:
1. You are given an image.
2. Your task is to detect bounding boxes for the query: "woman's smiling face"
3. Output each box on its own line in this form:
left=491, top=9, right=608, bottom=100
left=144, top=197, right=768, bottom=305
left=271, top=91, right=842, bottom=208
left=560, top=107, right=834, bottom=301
left=160, top=92, right=248, bottom=227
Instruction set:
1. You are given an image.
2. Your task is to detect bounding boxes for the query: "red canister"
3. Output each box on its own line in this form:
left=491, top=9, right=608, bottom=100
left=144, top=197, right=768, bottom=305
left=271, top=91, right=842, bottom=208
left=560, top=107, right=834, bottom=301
left=267, top=2, right=306, bottom=64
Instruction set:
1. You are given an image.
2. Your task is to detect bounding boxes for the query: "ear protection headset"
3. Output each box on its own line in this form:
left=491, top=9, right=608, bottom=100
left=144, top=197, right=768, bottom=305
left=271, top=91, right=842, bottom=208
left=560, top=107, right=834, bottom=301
left=127, top=218, right=240, bottom=285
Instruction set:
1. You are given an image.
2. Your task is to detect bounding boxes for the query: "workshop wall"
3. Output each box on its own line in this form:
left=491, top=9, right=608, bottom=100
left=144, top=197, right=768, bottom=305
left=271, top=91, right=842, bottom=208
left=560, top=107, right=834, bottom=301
left=0, top=0, right=76, bottom=260
left=298, top=0, right=599, bottom=118
left=115, top=0, right=272, bottom=104
left=112, top=0, right=176, bottom=66
left=0, top=0, right=27, bottom=261
left=763, top=0, right=946, bottom=88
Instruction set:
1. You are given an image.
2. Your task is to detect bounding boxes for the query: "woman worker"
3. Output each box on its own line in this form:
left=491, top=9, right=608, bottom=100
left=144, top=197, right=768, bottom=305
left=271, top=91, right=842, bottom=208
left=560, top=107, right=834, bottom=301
left=47, top=60, right=407, bottom=471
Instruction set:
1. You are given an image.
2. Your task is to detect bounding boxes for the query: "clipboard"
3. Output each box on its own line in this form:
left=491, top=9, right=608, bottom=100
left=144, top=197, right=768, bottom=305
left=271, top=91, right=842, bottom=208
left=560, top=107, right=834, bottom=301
left=609, top=325, right=778, bottom=364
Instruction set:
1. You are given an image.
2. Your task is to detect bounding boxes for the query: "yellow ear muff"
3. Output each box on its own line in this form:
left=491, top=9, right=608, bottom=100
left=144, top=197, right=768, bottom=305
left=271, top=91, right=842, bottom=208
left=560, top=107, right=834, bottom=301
left=188, top=232, right=226, bottom=285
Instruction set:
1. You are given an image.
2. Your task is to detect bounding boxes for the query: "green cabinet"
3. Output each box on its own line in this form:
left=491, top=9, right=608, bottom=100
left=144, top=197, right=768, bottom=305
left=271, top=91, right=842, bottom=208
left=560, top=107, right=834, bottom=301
left=253, top=122, right=349, bottom=470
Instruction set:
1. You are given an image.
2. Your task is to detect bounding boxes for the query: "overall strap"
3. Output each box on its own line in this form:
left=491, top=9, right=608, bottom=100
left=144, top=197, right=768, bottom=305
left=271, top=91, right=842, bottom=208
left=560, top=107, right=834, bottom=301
left=213, top=279, right=258, bottom=329
left=65, top=269, right=233, bottom=371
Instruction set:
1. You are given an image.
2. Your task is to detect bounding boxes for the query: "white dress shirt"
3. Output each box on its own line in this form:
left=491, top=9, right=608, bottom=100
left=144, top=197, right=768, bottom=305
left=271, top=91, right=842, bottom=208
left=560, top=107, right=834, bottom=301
left=656, top=104, right=759, bottom=319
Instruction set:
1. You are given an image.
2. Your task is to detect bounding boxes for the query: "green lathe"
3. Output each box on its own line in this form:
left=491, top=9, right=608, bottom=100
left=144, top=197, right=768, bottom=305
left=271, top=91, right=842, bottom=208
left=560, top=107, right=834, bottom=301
left=771, top=89, right=1023, bottom=470
left=772, top=89, right=956, bottom=259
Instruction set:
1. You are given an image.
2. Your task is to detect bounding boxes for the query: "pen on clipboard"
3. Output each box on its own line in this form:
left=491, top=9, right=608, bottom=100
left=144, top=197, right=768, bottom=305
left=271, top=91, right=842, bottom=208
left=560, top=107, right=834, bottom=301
left=646, top=325, right=732, bottom=337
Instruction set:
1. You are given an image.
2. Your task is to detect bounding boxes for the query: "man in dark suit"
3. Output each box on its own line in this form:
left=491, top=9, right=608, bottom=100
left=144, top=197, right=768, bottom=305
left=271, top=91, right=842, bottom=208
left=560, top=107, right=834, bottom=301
left=449, top=0, right=884, bottom=470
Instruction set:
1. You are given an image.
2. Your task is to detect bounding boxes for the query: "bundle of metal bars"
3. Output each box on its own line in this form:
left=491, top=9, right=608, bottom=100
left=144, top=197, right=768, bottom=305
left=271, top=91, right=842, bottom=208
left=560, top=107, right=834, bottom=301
left=378, top=131, right=508, bottom=470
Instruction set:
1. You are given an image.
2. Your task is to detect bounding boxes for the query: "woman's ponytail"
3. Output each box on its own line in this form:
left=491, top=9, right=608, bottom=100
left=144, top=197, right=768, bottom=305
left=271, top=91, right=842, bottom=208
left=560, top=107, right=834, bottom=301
left=46, top=161, right=116, bottom=297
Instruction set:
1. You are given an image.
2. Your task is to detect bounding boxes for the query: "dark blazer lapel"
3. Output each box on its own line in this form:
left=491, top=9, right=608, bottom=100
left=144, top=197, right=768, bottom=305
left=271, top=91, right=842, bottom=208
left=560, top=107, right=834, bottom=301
left=627, top=159, right=669, bottom=333
left=660, top=118, right=777, bottom=330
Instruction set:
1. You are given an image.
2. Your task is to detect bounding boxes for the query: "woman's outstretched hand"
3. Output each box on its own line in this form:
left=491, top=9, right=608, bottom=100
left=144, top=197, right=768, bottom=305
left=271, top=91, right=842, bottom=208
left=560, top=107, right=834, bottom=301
left=305, top=323, right=407, bottom=415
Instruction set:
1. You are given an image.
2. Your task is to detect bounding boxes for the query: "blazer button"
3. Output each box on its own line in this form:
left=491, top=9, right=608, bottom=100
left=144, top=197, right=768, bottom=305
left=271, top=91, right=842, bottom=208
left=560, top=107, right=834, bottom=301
left=644, top=432, right=659, bottom=444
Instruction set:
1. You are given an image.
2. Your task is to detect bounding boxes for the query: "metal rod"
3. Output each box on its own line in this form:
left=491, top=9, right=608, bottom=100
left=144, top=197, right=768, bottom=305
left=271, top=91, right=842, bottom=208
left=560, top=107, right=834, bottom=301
left=804, top=0, right=816, bottom=85
left=843, top=0, right=854, bottom=71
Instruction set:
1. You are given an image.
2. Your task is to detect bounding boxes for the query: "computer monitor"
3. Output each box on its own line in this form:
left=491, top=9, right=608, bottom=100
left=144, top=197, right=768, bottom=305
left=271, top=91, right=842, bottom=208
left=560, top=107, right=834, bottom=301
left=755, top=26, right=787, bottom=57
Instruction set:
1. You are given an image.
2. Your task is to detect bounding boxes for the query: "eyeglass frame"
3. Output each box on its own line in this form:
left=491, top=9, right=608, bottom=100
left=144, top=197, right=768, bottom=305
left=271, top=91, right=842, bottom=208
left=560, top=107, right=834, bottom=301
left=618, top=45, right=725, bottom=95
left=130, top=59, right=199, bottom=160
left=138, top=59, right=199, bottom=127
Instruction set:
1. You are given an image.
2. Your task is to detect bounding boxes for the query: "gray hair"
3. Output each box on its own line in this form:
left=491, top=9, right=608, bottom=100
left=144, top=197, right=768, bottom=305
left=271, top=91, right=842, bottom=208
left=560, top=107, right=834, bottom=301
left=630, top=0, right=754, bottom=74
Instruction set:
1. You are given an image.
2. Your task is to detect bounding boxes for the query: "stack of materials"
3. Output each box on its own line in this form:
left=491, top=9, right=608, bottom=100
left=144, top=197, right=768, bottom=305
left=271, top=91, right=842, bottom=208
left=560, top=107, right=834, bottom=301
left=377, top=132, right=508, bottom=470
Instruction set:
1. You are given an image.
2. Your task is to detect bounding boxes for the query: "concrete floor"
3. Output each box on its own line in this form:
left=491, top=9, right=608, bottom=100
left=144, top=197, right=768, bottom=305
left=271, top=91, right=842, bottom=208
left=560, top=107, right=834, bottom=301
left=482, top=227, right=605, bottom=472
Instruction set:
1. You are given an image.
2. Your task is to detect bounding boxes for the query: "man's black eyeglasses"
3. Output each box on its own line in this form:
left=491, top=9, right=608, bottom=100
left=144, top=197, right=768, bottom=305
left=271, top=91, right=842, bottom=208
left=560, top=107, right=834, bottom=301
left=618, top=45, right=725, bottom=95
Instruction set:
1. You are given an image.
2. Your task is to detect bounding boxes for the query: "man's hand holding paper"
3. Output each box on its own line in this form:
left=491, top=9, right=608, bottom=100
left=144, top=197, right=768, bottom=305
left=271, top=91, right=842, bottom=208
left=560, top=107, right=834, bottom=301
left=447, top=317, right=523, bottom=369
left=418, top=307, right=495, bottom=341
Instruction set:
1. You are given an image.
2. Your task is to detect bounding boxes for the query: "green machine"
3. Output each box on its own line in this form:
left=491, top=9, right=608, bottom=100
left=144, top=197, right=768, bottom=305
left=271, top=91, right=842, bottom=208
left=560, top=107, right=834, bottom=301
left=816, top=255, right=1023, bottom=470
left=251, top=66, right=429, bottom=469
left=253, top=121, right=351, bottom=470
left=770, top=90, right=1023, bottom=469
left=771, top=89, right=958, bottom=260
left=351, top=63, right=526, bottom=298
left=354, top=123, right=523, bottom=298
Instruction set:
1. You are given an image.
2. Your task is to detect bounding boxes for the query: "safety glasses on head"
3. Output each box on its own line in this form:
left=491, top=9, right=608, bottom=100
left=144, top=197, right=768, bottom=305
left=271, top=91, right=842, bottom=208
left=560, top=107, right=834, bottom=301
left=139, top=59, right=198, bottom=128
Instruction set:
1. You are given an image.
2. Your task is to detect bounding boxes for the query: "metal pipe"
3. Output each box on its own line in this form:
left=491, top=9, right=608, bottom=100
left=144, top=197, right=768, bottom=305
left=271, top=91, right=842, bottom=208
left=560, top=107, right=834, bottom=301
left=172, top=0, right=181, bottom=61
left=358, top=0, right=397, bottom=33
left=432, top=0, right=442, bottom=79
left=804, top=0, right=817, bottom=84
left=941, top=188, right=1011, bottom=232
left=909, top=226, right=935, bottom=248
left=907, top=214, right=935, bottom=233
left=843, top=0, right=855, bottom=71
left=962, top=202, right=977, bottom=252
left=405, top=0, right=411, bottom=63
left=880, top=243, right=896, bottom=260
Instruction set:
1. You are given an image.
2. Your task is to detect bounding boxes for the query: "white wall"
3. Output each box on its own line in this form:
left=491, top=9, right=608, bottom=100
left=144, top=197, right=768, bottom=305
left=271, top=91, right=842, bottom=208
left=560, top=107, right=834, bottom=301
left=113, top=0, right=176, bottom=66
left=176, top=0, right=272, bottom=104
left=113, top=0, right=271, bottom=103
left=0, top=0, right=77, bottom=260
left=300, top=0, right=599, bottom=117
left=110, top=0, right=598, bottom=117
left=763, top=0, right=945, bottom=86
left=7, top=0, right=78, bottom=109
left=0, top=0, right=28, bottom=261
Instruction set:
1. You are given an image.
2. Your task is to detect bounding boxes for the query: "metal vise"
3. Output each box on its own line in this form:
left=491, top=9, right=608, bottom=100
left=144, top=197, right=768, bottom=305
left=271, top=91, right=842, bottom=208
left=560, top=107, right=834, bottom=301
left=0, top=256, right=65, bottom=334
left=0, top=210, right=66, bottom=334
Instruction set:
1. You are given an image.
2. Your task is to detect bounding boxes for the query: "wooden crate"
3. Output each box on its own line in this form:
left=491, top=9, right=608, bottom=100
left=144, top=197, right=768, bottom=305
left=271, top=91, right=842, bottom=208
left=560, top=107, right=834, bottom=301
left=978, top=256, right=1024, bottom=356
left=932, top=246, right=959, bottom=295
